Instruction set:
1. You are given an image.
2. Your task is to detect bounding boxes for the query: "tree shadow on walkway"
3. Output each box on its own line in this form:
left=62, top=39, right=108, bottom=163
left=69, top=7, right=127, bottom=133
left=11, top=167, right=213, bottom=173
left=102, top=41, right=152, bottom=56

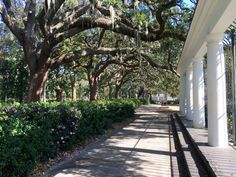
left=42, top=106, right=177, bottom=177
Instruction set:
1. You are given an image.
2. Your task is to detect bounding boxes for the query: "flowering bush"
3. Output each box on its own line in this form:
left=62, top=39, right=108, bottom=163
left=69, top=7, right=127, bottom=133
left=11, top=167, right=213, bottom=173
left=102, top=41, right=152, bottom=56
left=0, top=99, right=142, bottom=177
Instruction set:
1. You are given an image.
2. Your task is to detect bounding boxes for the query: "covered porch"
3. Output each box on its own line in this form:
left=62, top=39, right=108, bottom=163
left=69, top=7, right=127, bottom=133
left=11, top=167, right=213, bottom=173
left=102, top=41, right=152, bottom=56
left=178, top=0, right=236, bottom=147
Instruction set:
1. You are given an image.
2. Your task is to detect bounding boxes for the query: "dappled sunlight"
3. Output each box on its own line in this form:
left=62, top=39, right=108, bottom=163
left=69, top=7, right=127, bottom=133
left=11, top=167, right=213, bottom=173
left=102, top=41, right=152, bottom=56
left=181, top=118, right=236, bottom=177
left=42, top=105, right=178, bottom=177
left=136, top=104, right=180, bottom=114
left=135, top=112, right=160, bottom=115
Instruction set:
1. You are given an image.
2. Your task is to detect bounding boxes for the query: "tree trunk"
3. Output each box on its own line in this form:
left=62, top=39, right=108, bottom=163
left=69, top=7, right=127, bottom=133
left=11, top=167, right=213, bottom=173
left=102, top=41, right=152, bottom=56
left=114, top=84, right=121, bottom=99
left=127, top=87, right=132, bottom=98
left=24, top=40, right=52, bottom=103
left=55, top=86, right=63, bottom=101
left=108, top=82, right=113, bottom=99
left=88, top=76, right=98, bottom=101
left=72, top=83, right=77, bottom=101
left=138, top=87, right=144, bottom=98
left=26, top=66, right=49, bottom=102
left=70, top=72, right=77, bottom=101
left=128, top=89, right=131, bottom=98
left=89, top=82, right=98, bottom=101
left=149, top=93, right=152, bottom=103
left=41, top=82, right=47, bottom=102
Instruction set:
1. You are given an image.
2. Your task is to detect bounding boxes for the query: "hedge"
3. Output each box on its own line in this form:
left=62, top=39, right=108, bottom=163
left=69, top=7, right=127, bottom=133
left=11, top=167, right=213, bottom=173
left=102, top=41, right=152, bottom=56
left=0, top=99, right=142, bottom=177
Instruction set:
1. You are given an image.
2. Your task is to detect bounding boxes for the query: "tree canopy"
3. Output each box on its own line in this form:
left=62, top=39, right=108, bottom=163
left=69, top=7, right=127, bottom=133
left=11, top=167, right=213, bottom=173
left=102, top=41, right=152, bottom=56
left=0, top=0, right=195, bottom=102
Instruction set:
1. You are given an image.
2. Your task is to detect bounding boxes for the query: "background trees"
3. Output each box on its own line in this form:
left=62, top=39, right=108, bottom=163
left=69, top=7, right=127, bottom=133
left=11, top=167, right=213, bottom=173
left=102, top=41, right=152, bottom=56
left=0, top=24, right=29, bottom=102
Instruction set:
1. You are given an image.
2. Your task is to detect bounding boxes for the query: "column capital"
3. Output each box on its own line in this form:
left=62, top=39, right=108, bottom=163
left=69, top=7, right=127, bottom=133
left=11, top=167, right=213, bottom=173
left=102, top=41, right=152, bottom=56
left=193, top=56, right=204, bottom=62
left=187, top=63, right=193, bottom=70
left=206, top=33, right=224, bottom=43
left=193, top=59, right=204, bottom=64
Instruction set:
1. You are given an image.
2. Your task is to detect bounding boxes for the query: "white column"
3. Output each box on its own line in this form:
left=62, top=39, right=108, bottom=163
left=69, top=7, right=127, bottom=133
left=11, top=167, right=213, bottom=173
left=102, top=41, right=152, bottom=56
left=207, top=33, right=228, bottom=147
left=193, top=60, right=205, bottom=128
left=179, top=73, right=186, bottom=114
left=186, top=67, right=193, bottom=120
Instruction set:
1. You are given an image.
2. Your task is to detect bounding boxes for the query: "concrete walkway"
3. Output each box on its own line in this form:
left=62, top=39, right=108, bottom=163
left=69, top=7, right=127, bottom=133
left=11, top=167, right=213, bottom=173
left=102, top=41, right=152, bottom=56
left=42, top=105, right=178, bottom=177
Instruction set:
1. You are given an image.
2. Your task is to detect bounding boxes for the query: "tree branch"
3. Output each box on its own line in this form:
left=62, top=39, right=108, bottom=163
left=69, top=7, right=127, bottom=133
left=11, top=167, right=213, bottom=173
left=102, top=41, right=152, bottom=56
left=141, top=53, right=179, bottom=76
left=53, top=16, right=185, bottom=45
left=25, top=0, right=36, bottom=40
left=37, top=0, right=66, bottom=36
left=49, top=1, right=185, bottom=48
left=94, top=54, right=137, bottom=77
left=97, top=29, right=106, bottom=48
left=51, top=47, right=131, bottom=69
left=0, top=2, right=24, bottom=44
left=51, top=4, right=91, bottom=34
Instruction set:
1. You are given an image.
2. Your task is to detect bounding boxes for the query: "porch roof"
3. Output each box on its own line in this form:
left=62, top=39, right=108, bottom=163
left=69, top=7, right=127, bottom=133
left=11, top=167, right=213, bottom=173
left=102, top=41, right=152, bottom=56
left=177, top=0, right=236, bottom=74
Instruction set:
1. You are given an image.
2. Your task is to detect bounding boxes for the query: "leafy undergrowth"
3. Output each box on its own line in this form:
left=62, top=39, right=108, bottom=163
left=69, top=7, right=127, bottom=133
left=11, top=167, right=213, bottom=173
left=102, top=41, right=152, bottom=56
left=0, top=99, right=143, bottom=177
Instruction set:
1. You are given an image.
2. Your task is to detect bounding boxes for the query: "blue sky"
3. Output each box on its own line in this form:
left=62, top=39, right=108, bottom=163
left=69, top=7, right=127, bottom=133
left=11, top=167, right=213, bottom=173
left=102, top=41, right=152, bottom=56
left=183, top=0, right=195, bottom=6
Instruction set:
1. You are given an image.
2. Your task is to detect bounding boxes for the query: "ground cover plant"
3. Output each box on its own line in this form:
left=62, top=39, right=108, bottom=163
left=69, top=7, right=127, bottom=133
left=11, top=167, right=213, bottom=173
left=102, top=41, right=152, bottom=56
left=0, top=99, right=142, bottom=177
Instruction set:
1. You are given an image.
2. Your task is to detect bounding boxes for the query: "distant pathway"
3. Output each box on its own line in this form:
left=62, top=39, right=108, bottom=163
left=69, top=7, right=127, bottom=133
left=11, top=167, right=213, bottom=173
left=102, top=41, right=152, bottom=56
left=41, top=105, right=178, bottom=177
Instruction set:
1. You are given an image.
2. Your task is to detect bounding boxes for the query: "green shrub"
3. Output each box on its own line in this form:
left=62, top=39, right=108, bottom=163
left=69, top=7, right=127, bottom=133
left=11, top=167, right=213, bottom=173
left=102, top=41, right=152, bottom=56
left=0, top=99, right=142, bottom=177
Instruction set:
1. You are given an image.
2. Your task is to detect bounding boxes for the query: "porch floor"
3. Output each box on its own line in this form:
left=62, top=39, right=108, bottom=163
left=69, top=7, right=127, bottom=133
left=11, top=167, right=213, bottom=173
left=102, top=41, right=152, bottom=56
left=181, top=117, right=236, bottom=177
